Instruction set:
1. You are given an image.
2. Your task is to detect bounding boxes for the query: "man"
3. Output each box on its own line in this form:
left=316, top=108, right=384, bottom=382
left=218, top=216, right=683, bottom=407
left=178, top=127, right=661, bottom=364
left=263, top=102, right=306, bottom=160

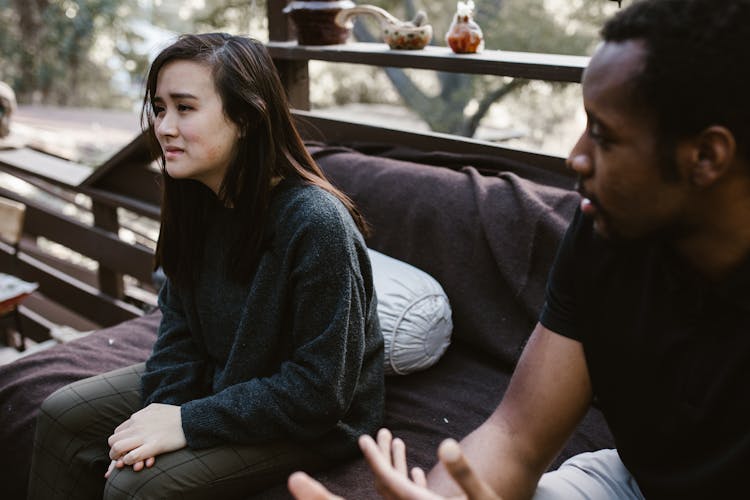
left=289, top=0, right=750, bottom=498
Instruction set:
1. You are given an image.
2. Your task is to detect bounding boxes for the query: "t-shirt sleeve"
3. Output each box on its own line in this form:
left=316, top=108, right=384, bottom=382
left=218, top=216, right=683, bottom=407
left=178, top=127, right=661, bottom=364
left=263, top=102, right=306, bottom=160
left=539, top=208, right=588, bottom=341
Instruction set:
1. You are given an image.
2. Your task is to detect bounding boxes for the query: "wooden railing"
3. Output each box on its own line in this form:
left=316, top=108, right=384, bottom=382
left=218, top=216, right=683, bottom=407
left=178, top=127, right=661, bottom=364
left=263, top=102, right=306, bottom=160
left=0, top=3, right=588, bottom=344
left=0, top=136, right=159, bottom=342
left=267, top=2, right=588, bottom=173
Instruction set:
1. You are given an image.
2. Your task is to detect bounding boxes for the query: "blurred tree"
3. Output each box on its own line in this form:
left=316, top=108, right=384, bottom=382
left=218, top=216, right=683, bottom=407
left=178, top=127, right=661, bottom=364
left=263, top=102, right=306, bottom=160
left=0, top=0, right=142, bottom=106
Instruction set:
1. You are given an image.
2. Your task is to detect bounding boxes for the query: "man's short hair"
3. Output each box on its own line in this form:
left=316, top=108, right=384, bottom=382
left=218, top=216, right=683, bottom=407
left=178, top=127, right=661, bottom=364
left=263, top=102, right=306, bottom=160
left=602, top=0, right=750, bottom=161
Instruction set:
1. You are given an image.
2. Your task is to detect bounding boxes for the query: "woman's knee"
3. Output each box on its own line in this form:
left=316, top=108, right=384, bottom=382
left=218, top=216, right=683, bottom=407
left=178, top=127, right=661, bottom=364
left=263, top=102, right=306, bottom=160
left=38, top=367, right=143, bottom=435
left=38, top=382, right=88, bottom=431
left=104, top=467, right=189, bottom=500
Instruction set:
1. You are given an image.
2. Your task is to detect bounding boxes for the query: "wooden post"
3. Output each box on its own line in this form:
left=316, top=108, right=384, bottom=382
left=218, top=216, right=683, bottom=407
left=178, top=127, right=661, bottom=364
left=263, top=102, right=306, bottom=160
left=268, top=1, right=311, bottom=110
left=92, top=201, right=125, bottom=299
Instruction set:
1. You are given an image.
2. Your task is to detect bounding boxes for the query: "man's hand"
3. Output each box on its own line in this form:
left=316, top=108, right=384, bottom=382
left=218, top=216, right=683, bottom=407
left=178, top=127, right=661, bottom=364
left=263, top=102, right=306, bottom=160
left=360, top=428, right=501, bottom=500
left=288, top=428, right=502, bottom=500
left=105, top=403, right=186, bottom=477
left=288, top=471, right=344, bottom=500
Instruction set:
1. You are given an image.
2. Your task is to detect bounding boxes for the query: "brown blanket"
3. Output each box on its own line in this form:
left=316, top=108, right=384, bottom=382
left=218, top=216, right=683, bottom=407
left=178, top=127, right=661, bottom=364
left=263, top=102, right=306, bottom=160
left=0, top=145, right=612, bottom=499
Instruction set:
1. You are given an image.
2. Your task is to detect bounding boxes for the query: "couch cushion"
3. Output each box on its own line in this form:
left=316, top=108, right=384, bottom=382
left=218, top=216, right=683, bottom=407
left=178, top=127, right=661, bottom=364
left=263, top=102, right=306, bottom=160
left=369, top=249, right=452, bottom=375
left=311, top=144, right=580, bottom=367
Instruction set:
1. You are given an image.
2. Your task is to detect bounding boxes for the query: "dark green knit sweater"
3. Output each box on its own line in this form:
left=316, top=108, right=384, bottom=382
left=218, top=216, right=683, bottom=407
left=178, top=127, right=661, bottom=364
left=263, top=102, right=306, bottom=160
left=141, top=180, right=384, bottom=459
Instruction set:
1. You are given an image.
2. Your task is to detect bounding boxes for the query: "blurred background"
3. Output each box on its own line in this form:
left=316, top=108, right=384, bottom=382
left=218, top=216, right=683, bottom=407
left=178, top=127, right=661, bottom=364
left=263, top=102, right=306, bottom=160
left=0, top=0, right=620, bottom=165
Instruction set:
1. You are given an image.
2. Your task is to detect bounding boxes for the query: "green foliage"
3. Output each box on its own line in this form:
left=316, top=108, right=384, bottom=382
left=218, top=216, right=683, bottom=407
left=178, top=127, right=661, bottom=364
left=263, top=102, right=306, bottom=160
left=0, top=0, right=148, bottom=106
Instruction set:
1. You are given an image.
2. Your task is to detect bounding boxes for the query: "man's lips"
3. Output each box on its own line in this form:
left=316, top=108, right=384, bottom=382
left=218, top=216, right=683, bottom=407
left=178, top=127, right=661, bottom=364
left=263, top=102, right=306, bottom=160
left=576, top=183, right=599, bottom=217
left=580, top=197, right=597, bottom=216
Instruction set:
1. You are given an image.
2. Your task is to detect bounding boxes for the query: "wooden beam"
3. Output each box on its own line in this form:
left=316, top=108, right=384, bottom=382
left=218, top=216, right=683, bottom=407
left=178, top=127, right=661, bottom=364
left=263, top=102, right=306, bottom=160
left=268, top=1, right=295, bottom=42
left=268, top=41, right=588, bottom=82
left=0, top=242, right=142, bottom=327
left=0, top=147, right=91, bottom=187
left=92, top=201, right=125, bottom=299
left=292, top=110, right=571, bottom=178
left=0, top=187, right=154, bottom=283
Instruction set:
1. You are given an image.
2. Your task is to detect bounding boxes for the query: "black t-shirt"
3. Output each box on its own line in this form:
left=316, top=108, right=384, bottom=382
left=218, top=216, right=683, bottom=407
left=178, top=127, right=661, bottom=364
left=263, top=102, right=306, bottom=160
left=540, top=209, right=750, bottom=499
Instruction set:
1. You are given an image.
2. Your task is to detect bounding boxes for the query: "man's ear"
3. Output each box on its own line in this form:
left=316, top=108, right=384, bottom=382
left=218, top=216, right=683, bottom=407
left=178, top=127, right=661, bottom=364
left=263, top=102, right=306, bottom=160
left=678, top=126, right=736, bottom=187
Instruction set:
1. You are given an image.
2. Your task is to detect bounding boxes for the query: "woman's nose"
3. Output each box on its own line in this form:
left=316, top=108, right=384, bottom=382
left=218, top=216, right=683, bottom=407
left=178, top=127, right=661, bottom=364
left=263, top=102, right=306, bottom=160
left=156, top=113, right=176, bottom=137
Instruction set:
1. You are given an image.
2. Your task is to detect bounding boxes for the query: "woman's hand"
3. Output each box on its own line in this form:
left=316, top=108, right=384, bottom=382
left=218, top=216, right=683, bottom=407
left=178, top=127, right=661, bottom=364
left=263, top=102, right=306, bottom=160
left=104, top=456, right=156, bottom=478
left=105, top=403, right=187, bottom=475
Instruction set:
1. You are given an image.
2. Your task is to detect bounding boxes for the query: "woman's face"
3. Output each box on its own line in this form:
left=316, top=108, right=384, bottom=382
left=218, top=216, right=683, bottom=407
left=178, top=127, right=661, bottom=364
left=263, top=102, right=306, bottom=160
left=152, top=60, right=241, bottom=194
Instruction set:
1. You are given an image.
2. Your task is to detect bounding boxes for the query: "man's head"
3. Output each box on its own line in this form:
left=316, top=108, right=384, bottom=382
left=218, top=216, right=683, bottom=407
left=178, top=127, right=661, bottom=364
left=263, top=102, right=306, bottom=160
left=602, top=0, right=750, bottom=164
left=0, top=82, right=16, bottom=139
left=567, top=0, right=750, bottom=241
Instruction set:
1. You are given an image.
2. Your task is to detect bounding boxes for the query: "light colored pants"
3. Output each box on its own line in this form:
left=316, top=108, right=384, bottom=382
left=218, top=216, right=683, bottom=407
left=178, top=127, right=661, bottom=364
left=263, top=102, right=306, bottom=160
left=27, top=363, right=328, bottom=500
left=533, top=449, right=645, bottom=500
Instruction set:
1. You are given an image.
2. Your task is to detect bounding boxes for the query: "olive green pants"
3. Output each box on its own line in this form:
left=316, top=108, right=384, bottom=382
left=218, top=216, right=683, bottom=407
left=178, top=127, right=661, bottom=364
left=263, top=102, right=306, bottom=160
left=27, top=363, right=328, bottom=499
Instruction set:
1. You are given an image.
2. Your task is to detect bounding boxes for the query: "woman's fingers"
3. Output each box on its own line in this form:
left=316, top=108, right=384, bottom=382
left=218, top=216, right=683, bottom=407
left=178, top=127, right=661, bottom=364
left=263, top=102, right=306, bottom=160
left=438, top=439, right=501, bottom=500
left=108, top=436, right=143, bottom=460
left=104, top=460, right=117, bottom=479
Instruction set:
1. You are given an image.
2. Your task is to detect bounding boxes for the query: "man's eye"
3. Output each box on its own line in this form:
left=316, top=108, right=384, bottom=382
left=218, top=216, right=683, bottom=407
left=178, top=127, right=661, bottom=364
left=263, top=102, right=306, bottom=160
left=587, top=125, right=610, bottom=147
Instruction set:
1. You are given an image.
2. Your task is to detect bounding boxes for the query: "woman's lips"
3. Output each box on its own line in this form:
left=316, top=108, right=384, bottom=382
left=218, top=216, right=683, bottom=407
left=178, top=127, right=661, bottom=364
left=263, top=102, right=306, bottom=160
left=164, top=147, right=183, bottom=160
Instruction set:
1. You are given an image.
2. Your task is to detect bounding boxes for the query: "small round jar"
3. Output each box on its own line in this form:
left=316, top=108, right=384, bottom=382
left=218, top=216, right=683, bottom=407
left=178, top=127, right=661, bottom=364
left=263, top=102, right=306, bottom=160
left=283, top=1, right=356, bottom=45
left=446, top=2, right=484, bottom=54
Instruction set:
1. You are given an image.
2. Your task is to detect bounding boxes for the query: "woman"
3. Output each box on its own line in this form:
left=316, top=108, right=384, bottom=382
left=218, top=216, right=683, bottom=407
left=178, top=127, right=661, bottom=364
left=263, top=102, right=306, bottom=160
left=27, top=33, right=384, bottom=499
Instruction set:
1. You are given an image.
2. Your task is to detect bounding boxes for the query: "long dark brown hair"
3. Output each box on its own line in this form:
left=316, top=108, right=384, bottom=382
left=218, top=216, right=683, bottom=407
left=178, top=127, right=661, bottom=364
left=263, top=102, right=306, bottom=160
left=143, top=33, right=368, bottom=287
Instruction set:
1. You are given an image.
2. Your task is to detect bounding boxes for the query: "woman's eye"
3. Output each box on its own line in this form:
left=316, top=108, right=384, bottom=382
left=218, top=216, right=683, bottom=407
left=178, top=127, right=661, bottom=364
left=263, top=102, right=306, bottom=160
left=152, top=105, right=165, bottom=116
left=177, top=104, right=192, bottom=112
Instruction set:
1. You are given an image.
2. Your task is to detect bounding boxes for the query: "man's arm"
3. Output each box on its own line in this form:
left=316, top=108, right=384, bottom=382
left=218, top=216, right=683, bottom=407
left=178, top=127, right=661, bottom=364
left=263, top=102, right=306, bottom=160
left=427, top=322, right=592, bottom=500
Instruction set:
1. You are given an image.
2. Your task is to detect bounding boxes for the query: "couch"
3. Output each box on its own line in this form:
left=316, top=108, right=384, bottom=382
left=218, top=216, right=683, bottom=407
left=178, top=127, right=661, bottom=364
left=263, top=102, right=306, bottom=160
left=0, top=142, right=613, bottom=499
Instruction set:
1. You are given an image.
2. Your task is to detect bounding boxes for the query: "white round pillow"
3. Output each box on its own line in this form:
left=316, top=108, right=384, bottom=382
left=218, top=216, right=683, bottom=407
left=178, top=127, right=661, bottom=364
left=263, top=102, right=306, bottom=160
left=368, top=249, right=453, bottom=375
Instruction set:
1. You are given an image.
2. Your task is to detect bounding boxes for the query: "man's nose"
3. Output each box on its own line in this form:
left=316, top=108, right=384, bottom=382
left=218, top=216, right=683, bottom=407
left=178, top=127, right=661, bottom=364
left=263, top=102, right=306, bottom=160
left=567, top=154, right=593, bottom=177
left=566, top=135, right=593, bottom=177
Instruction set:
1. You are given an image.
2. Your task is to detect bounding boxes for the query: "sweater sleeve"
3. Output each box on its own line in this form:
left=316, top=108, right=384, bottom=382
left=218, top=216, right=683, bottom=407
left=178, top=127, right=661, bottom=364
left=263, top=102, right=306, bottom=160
left=180, top=198, right=376, bottom=448
left=141, top=278, right=211, bottom=405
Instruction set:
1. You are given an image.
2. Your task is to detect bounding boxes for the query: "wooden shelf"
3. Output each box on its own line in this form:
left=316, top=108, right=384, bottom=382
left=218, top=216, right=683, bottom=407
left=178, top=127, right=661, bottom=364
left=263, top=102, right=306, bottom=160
left=267, top=41, right=588, bottom=82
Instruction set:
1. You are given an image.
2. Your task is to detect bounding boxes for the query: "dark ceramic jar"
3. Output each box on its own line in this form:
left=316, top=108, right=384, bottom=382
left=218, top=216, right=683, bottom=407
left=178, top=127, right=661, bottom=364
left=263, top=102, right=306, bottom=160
left=283, top=1, right=356, bottom=45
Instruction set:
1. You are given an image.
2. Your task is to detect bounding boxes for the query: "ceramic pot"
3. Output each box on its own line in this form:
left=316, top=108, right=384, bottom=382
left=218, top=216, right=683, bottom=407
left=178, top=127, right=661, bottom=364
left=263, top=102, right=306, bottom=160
left=283, top=1, right=356, bottom=45
left=335, top=5, right=433, bottom=50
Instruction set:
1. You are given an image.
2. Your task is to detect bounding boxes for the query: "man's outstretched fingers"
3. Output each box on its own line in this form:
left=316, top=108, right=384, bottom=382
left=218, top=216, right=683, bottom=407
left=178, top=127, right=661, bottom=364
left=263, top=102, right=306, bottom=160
left=288, top=471, right=343, bottom=500
left=392, top=437, right=408, bottom=476
left=411, top=466, right=427, bottom=487
left=438, top=439, right=501, bottom=500
left=377, top=428, right=394, bottom=466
